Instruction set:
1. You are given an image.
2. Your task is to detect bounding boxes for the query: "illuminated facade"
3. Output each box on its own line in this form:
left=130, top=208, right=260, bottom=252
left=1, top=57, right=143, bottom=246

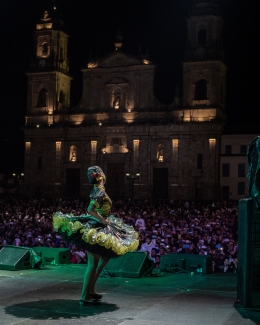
left=24, top=2, right=226, bottom=200
left=220, top=134, right=258, bottom=201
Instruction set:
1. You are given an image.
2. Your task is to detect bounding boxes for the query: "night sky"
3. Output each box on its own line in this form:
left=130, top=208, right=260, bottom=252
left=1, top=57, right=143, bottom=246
left=0, top=0, right=257, bottom=175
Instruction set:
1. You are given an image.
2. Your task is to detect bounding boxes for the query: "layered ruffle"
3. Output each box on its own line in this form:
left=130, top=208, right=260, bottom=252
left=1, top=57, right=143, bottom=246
left=53, top=212, right=139, bottom=256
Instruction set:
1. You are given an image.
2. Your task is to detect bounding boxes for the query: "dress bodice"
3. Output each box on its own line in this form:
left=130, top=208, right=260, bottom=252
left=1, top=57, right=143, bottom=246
left=52, top=183, right=139, bottom=258
left=89, top=185, right=112, bottom=218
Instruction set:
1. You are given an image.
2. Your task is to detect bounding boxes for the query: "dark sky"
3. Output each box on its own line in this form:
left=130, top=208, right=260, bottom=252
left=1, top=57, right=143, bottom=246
left=0, top=0, right=257, bottom=174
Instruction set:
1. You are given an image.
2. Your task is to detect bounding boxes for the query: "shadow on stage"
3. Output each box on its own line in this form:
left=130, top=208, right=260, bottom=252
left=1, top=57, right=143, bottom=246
left=4, top=299, right=119, bottom=319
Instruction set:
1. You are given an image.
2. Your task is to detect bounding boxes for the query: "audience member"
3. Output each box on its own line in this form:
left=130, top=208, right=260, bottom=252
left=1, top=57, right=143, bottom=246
left=0, top=197, right=239, bottom=271
left=135, top=213, right=146, bottom=233
left=140, top=235, right=156, bottom=256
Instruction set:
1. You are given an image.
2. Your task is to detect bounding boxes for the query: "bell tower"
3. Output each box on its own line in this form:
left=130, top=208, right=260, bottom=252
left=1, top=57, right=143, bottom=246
left=182, top=1, right=226, bottom=122
left=26, top=9, right=72, bottom=124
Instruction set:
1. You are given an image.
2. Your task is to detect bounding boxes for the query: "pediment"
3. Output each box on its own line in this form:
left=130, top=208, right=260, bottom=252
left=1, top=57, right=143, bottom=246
left=96, top=51, right=143, bottom=68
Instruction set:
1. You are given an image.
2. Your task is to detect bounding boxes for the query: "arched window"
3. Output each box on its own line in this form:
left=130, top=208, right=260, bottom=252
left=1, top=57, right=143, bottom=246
left=59, top=91, right=65, bottom=104
left=42, top=42, right=48, bottom=57
left=37, top=88, right=47, bottom=107
left=198, top=29, right=207, bottom=45
left=195, top=79, right=207, bottom=100
left=157, top=144, right=164, bottom=162
left=70, top=145, right=77, bottom=162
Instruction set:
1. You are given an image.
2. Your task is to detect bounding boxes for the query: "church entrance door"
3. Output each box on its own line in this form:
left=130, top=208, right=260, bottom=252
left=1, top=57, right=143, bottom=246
left=66, top=168, right=80, bottom=197
left=106, top=163, right=125, bottom=199
left=153, top=168, right=168, bottom=199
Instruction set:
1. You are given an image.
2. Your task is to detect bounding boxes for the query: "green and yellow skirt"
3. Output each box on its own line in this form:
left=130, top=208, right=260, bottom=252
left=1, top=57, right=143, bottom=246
left=52, top=212, right=139, bottom=258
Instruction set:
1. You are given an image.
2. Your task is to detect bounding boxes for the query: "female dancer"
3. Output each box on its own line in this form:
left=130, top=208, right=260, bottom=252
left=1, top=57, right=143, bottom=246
left=53, top=166, right=139, bottom=306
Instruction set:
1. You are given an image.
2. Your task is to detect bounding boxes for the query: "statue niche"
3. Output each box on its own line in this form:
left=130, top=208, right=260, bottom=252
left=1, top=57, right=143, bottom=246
left=113, top=96, right=120, bottom=109
left=70, top=145, right=77, bottom=162
left=105, top=79, right=129, bottom=110
left=113, top=89, right=122, bottom=109
left=157, top=144, right=164, bottom=162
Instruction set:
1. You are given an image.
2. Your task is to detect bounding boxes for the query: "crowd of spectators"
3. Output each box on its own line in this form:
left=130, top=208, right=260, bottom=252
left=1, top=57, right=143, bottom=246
left=0, top=197, right=238, bottom=273
left=0, top=197, right=89, bottom=264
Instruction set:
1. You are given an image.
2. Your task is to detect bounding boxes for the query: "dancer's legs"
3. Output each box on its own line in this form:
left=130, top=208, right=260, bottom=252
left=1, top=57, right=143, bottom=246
left=80, top=252, right=99, bottom=301
left=90, top=256, right=109, bottom=294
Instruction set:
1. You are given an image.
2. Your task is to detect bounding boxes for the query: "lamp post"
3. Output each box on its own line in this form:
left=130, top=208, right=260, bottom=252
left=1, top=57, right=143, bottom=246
left=126, top=172, right=140, bottom=200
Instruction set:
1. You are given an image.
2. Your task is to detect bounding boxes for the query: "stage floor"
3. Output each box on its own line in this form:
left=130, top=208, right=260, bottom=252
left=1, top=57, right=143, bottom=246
left=0, top=264, right=259, bottom=325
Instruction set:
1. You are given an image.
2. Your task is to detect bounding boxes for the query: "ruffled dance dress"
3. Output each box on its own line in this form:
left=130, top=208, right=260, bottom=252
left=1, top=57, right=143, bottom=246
left=52, top=185, right=139, bottom=258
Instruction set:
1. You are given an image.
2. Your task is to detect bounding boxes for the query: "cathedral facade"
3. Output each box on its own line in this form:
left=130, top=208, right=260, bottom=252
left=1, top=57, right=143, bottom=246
left=24, top=2, right=226, bottom=200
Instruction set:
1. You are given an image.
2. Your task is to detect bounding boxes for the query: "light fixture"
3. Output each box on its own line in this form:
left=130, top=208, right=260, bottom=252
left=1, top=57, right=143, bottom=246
left=126, top=173, right=140, bottom=179
left=126, top=173, right=140, bottom=200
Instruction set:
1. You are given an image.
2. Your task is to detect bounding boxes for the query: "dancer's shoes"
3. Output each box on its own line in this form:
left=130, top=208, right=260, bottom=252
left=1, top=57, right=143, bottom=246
left=89, top=293, right=103, bottom=300
left=79, top=299, right=101, bottom=306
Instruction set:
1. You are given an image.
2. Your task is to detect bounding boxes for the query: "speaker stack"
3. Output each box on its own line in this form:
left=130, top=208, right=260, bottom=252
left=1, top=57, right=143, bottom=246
left=0, top=246, right=70, bottom=270
left=105, top=251, right=154, bottom=277
left=0, top=246, right=32, bottom=271
left=160, top=253, right=212, bottom=275
left=32, top=247, right=70, bottom=265
left=237, top=198, right=260, bottom=308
